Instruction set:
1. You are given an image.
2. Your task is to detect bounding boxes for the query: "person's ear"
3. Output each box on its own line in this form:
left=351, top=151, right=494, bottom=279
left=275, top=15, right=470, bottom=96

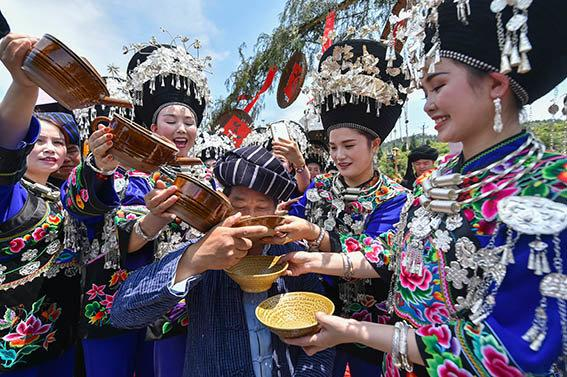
left=150, top=124, right=158, bottom=133
left=487, top=72, right=511, bottom=100
left=371, top=137, right=381, bottom=153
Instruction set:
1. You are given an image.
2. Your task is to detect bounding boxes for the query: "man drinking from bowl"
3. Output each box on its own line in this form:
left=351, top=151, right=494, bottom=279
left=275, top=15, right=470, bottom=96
left=110, top=145, right=334, bottom=377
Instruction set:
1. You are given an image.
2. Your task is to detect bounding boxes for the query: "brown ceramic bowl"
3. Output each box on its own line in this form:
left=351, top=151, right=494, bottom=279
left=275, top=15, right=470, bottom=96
left=169, top=174, right=233, bottom=232
left=255, top=292, right=335, bottom=338
left=225, top=255, right=288, bottom=293
left=22, top=34, right=132, bottom=110
left=234, top=215, right=286, bottom=239
left=91, top=115, right=182, bottom=173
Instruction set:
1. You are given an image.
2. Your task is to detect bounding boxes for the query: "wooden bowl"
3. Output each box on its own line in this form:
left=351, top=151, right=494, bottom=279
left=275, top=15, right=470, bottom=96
left=234, top=215, right=286, bottom=239
left=255, top=292, right=335, bottom=338
left=169, top=174, right=233, bottom=232
left=91, top=115, right=180, bottom=173
left=22, top=34, right=132, bottom=110
left=225, top=256, right=288, bottom=293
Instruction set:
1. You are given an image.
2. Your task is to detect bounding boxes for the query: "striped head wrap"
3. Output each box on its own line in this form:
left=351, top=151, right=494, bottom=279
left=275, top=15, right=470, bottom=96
left=214, top=146, right=297, bottom=202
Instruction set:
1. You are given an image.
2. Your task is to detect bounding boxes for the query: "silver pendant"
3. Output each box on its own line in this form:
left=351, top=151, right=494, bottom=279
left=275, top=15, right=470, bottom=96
left=528, top=237, right=551, bottom=276
left=323, top=217, right=336, bottom=231
left=455, top=237, right=477, bottom=269
left=445, top=261, right=470, bottom=290
left=446, top=214, right=463, bottom=231
left=522, top=303, right=548, bottom=351
left=332, top=198, right=345, bottom=212
left=497, top=196, right=567, bottom=235
left=433, top=229, right=451, bottom=253
left=540, top=273, right=567, bottom=300
left=410, top=213, right=432, bottom=240
left=490, top=0, right=507, bottom=13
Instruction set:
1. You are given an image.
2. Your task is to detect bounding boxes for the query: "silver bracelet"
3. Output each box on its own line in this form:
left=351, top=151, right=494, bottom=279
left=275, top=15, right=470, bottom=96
left=308, top=225, right=325, bottom=252
left=395, top=321, right=413, bottom=372
left=342, top=252, right=354, bottom=281
left=86, top=154, right=116, bottom=176
left=133, top=217, right=162, bottom=241
left=392, top=322, right=402, bottom=369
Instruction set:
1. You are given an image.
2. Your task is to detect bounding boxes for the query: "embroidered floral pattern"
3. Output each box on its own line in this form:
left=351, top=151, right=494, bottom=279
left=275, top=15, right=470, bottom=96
left=1, top=213, right=62, bottom=256
left=0, top=296, right=60, bottom=369
left=384, top=138, right=567, bottom=376
left=83, top=270, right=129, bottom=327
left=305, top=172, right=406, bottom=355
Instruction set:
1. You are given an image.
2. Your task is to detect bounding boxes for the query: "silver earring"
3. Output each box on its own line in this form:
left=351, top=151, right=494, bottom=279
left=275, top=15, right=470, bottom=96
left=493, top=98, right=503, bottom=133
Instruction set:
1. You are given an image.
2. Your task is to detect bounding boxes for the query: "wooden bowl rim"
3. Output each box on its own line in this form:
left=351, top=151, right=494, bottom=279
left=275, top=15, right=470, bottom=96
left=224, top=255, right=288, bottom=278
left=42, top=34, right=108, bottom=92
left=255, top=292, right=335, bottom=331
left=111, top=114, right=179, bottom=152
left=174, top=174, right=232, bottom=208
left=234, top=215, right=286, bottom=228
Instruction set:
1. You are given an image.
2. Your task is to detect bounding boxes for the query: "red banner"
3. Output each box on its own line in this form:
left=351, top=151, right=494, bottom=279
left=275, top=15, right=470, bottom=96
left=223, top=115, right=251, bottom=148
left=321, top=10, right=336, bottom=53
left=243, top=66, right=278, bottom=113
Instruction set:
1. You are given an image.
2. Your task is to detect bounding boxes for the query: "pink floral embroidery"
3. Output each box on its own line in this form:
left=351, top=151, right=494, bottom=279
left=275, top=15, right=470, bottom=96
left=437, top=359, right=473, bottom=377
left=80, top=188, right=89, bottom=202
left=400, top=261, right=433, bottom=291
left=86, top=284, right=106, bottom=300
left=477, top=220, right=498, bottom=235
left=100, top=294, right=115, bottom=310
left=2, top=315, right=51, bottom=347
left=481, top=345, right=523, bottom=377
left=417, top=324, right=452, bottom=348
left=480, top=182, right=519, bottom=221
left=383, top=353, right=401, bottom=377
left=463, top=208, right=475, bottom=222
left=344, top=237, right=362, bottom=253
left=9, top=238, right=25, bottom=253
left=32, top=227, right=47, bottom=241
left=125, top=213, right=137, bottom=221
left=424, top=302, right=450, bottom=324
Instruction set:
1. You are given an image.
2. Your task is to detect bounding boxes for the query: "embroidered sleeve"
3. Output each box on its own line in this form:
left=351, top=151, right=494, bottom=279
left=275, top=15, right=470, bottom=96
left=337, top=193, right=407, bottom=274
left=63, top=162, right=120, bottom=219
left=414, top=232, right=567, bottom=376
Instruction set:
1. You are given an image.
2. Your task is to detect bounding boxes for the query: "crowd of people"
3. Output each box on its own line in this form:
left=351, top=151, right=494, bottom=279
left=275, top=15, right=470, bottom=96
left=0, top=1, right=566, bottom=376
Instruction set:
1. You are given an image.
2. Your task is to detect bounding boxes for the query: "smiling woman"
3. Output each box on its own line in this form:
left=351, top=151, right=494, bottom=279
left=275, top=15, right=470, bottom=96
left=272, top=39, right=411, bottom=377
left=274, top=1, right=567, bottom=376
left=151, top=104, right=197, bottom=157
left=25, top=120, right=66, bottom=185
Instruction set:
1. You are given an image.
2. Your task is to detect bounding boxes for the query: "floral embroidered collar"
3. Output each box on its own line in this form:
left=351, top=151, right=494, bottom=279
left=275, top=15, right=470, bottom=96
left=306, top=171, right=406, bottom=234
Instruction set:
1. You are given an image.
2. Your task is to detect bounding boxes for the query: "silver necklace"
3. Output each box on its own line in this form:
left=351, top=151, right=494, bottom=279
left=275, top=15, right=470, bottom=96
left=420, top=133, right=545, bottom=214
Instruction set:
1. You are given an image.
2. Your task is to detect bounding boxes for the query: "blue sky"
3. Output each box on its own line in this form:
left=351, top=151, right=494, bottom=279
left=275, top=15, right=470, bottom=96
left=1, top=0, right=564, bottom=142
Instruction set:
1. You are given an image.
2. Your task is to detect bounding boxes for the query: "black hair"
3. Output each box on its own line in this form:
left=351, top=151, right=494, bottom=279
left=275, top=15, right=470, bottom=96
left=352, top=128, right=379, bottom=149
left=454, top=60, right=522, bottom=112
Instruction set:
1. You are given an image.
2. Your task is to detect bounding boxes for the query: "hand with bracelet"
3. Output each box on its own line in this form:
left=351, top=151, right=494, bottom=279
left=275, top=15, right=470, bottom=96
left=128, top=179, right=179, bottom=252
left=266, top=216, right=330, bottom=249
left=88, top=124, right=119, bottom=174
left=272, top=138, right=311, bottom=192
left=282, top=314, right=424, bottom=370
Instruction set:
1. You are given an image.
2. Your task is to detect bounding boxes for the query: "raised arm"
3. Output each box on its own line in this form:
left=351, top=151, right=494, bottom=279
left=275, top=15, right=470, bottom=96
left=0, top=33, right=38, bottom=148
